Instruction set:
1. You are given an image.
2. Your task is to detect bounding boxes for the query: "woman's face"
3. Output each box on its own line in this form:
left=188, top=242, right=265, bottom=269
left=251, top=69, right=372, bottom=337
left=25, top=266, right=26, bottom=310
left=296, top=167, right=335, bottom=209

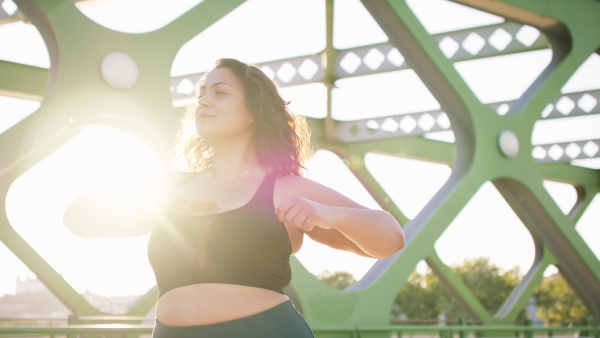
left=195, top=67, right=254, bottom=142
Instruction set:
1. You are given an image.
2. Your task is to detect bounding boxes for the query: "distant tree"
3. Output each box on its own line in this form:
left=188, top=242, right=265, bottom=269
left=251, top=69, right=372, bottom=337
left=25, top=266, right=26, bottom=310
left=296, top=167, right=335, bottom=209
left=453, top=257, right=522, bottom=315
left=533, top=274, right=591, bottom=326
left=317, top=260, right=594, bottom=327
left=393, top=270, right=443, bottom=322
left=315, top=270, right=356, bottom=290
left=394, top=258, right=523, bottom=323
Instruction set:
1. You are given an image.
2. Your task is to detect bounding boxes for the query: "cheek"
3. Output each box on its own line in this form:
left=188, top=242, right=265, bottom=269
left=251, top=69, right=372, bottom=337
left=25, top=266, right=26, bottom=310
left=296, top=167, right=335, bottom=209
left=243, top=109, right=254, bottom=123
left=232, top=103, right=253, bottom=123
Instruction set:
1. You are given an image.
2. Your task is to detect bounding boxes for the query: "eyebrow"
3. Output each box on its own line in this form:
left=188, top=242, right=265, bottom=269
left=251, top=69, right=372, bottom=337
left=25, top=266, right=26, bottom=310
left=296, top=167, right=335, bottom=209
left=199, top=82, right=234, bottom=90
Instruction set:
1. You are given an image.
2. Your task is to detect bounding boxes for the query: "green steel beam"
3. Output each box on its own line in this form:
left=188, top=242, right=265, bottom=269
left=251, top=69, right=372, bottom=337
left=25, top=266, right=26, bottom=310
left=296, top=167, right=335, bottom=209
left=361, top=1, right=478, bottom=175
left=0, top=60, right=47, bottom=100
left=323, top=0, right=337, bottom=141
left=345, top=158, right=410, bottom=226
left=538, top=162, right=600, bottom=188
left=1, top=324, right=599, bottom=337
left=349, top=1, right=480, bottom=326
left=143, top=0, right=245, bottom=53
left=314, top=142, right=411, bottom=225
left=290, top=169, right=483, bottom=325
left=0, top=11, right=24, bottom=25
left=0, top=0, right=598, bottom=330
left=495, top=177, right=600, bottom=318
left=169, top=20, right=552, bottom=99
left=0, top=196, right=102, bottom=315
left=126, top=287, right=158, bottom=317
left=358, top=0, right=600, bottom=324
left=570, top=189, right=600, bottom=225
left=1, top=0, right=245, bottom=317
left=536, top=163, right=599, bottom=225
left=426, top=251, right=493, bottom=322
left=349, top=137, right=455, bottom=165
left=496, top=249, right=555, bottom=320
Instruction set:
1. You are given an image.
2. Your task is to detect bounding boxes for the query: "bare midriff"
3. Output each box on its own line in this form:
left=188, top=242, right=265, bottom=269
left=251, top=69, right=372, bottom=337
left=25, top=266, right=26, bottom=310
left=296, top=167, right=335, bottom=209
left=155, top=283, right=290, bottom=326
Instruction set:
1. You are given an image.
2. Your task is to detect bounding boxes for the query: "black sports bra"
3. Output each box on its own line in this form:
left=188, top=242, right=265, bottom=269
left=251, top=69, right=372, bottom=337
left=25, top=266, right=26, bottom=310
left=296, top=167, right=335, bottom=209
left=147, top=172, right=292, bottom=298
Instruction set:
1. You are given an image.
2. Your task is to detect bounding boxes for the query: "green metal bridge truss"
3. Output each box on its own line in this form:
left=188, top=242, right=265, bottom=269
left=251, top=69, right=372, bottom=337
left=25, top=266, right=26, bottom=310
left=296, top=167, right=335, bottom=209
left=0, top=0, right=599, bottom=334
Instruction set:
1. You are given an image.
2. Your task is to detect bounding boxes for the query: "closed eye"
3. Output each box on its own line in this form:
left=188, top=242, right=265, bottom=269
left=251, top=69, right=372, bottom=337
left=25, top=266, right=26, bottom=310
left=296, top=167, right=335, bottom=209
left=196, top=90, right=226, bottom=98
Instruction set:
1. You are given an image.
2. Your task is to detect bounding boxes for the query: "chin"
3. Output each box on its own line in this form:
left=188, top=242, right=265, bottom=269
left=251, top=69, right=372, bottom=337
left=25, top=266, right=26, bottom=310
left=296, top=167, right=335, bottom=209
left=195, top=127, right=214, bottom=139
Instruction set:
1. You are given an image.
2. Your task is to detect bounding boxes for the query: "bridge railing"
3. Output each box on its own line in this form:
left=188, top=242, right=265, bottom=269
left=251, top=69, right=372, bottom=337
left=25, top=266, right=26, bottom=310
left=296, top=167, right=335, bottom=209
left=0, top=324, right=598, bottom=338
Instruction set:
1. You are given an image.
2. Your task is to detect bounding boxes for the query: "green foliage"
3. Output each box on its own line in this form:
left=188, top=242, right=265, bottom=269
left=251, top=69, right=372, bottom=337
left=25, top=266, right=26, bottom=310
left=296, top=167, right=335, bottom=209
left=393, top=258, right=593, bottom=326
left=533, top=274, right=592, bottom=326
left=393, top=269, right=445, bottom=322
left=394, top=258, right=522, bottom=323
left=314, top=260, right=593, bottom=327
left=453, top=258, right=522, bottom=315
left=315, top=270, right=356, bottom=290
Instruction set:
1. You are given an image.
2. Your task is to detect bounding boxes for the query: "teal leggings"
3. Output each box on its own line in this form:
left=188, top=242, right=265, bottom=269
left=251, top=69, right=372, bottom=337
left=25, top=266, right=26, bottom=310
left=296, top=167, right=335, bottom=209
left=152, top=301, right=314, bottom=338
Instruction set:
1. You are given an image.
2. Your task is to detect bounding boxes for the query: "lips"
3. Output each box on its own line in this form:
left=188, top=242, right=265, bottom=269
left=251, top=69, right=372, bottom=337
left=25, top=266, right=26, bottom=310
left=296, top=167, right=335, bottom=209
left=197, top=111, right=216, bottom=120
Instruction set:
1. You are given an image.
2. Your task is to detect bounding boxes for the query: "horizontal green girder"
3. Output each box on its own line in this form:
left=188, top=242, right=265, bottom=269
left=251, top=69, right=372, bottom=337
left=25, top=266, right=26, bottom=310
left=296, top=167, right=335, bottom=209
left=0, top=325, right=598, bottom=336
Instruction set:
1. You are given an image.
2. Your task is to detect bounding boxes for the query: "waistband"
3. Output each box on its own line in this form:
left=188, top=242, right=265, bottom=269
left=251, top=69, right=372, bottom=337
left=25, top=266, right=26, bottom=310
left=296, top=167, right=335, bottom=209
left=153, top=301, right=313, bottom=338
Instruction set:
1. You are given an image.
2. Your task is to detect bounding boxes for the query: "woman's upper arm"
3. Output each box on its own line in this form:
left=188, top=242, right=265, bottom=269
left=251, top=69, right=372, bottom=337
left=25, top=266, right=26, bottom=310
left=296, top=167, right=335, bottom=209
left=274, top=175, right=373, bottom=255
left=275, top=175, right=368, bottom=210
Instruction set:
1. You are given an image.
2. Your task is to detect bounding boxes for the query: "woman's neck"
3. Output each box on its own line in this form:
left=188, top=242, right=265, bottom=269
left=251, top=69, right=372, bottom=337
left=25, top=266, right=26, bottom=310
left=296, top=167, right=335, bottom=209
left=208, top=141, right=264, bottom=179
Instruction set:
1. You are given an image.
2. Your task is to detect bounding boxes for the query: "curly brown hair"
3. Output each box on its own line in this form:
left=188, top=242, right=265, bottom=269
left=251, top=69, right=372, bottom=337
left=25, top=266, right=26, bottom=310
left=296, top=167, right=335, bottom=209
left=171, top=58, right=312, bottom=176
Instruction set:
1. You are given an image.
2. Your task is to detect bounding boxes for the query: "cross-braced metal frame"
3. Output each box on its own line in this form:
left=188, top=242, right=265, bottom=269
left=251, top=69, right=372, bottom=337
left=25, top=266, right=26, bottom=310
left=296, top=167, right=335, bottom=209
left=0, top=0, right=599, bottom=332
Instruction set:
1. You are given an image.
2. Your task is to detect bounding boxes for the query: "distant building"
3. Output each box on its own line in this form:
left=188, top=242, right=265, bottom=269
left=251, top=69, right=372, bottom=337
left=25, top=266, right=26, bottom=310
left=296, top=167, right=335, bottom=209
left=15, top=276, right=45, bottom=295
left=0, top=277, right=154, bottom=321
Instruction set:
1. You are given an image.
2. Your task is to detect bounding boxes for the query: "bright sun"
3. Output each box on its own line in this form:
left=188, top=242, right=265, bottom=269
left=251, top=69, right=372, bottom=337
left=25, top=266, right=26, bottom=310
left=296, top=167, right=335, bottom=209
left=6, top=125, right=164, bottom=297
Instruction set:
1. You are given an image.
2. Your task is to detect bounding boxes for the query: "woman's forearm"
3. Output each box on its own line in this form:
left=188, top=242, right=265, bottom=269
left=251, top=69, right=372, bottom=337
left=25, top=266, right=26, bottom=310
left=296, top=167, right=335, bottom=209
left=329, top=207, right=404, bottom=258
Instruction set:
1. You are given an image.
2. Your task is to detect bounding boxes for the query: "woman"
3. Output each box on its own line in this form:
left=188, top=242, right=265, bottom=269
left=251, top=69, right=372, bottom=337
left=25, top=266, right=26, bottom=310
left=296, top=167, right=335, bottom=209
left=65, top=58, right=404, bottom=337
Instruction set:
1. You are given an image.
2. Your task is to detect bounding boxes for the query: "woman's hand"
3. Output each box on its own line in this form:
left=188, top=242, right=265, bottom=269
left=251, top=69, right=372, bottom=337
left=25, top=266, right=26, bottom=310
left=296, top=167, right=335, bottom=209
left=274, top=175, right=404, bottom=258
left=274, top=196, right=336, bottom=232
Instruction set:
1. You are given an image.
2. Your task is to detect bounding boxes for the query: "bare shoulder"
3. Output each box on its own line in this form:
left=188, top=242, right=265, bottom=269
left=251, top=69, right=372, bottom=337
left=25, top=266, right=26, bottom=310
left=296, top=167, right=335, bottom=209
left=274, top=175, right=313, bottom=189
left=273, top=175, right=365, bottom=209
left=274, top=175, right=326, bottom=198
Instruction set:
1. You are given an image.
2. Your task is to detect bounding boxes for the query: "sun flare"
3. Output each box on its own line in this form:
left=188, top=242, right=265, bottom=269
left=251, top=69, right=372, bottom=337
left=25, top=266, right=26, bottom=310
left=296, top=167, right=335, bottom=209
left=6, top=125, right=164, bottom=298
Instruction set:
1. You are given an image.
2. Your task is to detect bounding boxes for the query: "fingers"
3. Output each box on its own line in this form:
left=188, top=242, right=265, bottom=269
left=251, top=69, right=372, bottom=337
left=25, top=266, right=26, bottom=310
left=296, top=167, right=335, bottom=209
left=274, top=198, right=295, bottom=217
left=274, top=199, right=299, bottom=223
left=275, top=197, right=318, bottom=231
left=281, top=203, right=304, bottom=225
left=275, top=197, right=303, bottom=221
left=300, top=216, right=316, bottom=232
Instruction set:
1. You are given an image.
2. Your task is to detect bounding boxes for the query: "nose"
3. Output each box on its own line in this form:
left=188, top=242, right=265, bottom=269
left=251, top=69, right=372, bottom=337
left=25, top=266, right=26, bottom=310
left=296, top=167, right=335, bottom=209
left=197, top=94, right=210, bottom=108
left=195, top=97, right=209, bottom=119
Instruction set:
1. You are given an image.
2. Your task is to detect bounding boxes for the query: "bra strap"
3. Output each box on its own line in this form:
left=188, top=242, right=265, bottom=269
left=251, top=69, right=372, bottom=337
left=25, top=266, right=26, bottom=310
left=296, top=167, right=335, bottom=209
left=255, top=172, right=277, bottom=208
